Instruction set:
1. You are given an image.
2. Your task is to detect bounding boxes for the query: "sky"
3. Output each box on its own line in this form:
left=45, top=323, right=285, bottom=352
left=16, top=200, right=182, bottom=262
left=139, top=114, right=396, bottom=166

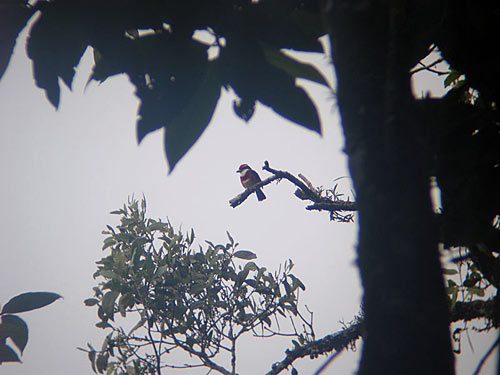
left=0, top=21, right=497, bottom=375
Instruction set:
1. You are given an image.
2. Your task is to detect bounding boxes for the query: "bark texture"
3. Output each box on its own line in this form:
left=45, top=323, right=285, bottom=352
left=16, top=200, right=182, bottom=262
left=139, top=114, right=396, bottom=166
left=325, top=1, right=454, bottom=373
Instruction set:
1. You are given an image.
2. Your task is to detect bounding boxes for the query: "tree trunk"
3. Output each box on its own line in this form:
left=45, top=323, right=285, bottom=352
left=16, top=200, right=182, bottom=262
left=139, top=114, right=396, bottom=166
left=325, top=1, right=454, bottom=373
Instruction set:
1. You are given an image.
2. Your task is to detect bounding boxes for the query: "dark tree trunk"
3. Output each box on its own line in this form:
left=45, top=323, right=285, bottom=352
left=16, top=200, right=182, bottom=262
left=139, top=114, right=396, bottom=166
left=325, top=1, right=454, bottom=373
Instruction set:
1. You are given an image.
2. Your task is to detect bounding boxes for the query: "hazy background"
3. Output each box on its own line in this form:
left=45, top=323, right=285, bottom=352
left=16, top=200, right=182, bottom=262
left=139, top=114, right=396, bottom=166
left=0, top=24, right=497, bottom=374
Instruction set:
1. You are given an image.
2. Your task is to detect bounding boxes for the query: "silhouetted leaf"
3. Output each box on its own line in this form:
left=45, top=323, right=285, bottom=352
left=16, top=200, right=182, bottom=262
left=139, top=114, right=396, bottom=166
left=0, top=343, right=20, bottom=363
left=27, top=3, right=89, bottom=108
left=222, top=41, right=321, bottom=134
left=84, top=298, right=99, bottom=307
left=0, top=1, right=35, bottom=81
left=444, top=70, right=461, bottom=88
left=1, top=292, right=62, bottom=314
left=115, top=33, right=221, bottom=172
left=95, top=321, right=111, bottom=329
left=262, top=46, right=330, bottom=88
left=289, top=274, right=306, bottom=291
left=0, top=315, right=28, bottom=354
left=233, top=250, right=257, bottom=260
left=163, top=61, right=221, bottom=172
left=232, top=97, right=255, bottom=122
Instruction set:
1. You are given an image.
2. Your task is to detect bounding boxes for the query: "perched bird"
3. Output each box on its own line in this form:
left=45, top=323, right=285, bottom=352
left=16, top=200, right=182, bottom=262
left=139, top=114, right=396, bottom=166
left=237, top=164, right=266, bottom=201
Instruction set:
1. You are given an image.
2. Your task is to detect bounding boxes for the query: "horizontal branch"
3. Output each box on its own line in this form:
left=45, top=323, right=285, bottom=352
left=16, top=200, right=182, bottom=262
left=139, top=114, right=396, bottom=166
left=229, top=175, right=280, bottom=208
left=450, top=299, right=498, bottom=323
left=306, top=201, right=357, bottom=212
left=266, top=321, right=362, bottom=375
left=267, top=298, right=498, bottom=374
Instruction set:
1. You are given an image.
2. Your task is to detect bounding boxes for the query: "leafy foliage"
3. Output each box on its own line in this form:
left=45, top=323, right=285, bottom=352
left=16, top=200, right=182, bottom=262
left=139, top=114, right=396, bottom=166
left=443, top=247, right=497, bottom=355
left=83, top=199, right=313, bottom=374
left=0, top=292, right=62, bottom=364
left=0, top=0, right=328, bottom=172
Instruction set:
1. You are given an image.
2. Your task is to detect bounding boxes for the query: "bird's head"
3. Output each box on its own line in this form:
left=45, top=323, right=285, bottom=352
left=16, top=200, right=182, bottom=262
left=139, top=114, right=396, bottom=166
left=237, top=164, right=251, bottom=173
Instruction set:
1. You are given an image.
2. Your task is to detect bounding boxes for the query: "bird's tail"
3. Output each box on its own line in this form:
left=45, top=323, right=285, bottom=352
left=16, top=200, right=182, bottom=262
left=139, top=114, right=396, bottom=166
left=256, top=188, right=266, bottom=201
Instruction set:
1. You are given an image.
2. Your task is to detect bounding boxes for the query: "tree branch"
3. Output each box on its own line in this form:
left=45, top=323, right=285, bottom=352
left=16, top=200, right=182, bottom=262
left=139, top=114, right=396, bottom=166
left=229, top=174, right=281, bottom=208
left=229, top=162, right=356, bottom=221
left=266, top=321, right=362, bottom=375
left=410, top=58, right=447, bottom=75
left=450, top=299, right=498, bottom=323
left=306, top=201, right=357, bottom=213
left=472, top=334, right=500, bottom=375
left=267, top=298, right=498, bottom=374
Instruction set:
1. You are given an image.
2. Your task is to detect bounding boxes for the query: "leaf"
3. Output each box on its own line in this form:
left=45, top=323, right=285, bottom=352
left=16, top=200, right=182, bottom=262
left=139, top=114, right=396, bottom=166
left=118, top=294, right=134, bottom=317
left=1, top=292, right=62, bottom=314
left=222, top=41, right=321, bottom=134
left=84, top=298, right=99, bottom=307
left=245, top=279, right=257, bottom=288
left=244, top=261, right=259, bottom=271
left=102, top=237, right=116, bottom=251
left=236, top=269, right=250, bottom=284
left=0, top=343, right=20, bottom=363
left=128, top=317, right=146, bottom=336
left=261, top=315, right=272, bottom=326
left=467, top=287, right=485, bottom=297
left=226, top=231, right=234, bottom=246
left=96, top=353, right=109, bottom=374
left=232, top=97, right=255, bottom=122
left=442, top=268, right=458, bottom=275
left=101, top=291, right=119, bottom=317
left=0, top=1, right=35, bottom=81
left=125, top=34, right=221, bottom=172
left=262, top=46, right=330, bottom=88
left=444, top=70, right=462, bottom=88
left=95, top=321, right=112, bottom=329
left=289, top=274, right=306, bottom=291
left=96, top=270, right=123, bottom=281
left=233, top=250, right=257, bottom=260
left=88, top=349, right=97, bottom=373
left=0, top=315, right=29, bottom=354
left=162, top=60, right=221, bottom=172
left=27, top=3, right=89, bottom=108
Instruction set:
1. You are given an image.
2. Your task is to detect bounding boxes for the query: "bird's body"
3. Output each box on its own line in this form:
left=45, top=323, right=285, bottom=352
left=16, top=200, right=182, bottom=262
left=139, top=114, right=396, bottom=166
left=237, top=164, right=266, bottom=201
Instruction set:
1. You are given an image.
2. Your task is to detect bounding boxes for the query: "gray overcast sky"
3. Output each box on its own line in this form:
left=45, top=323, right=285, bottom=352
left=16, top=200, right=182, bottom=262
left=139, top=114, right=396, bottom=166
left=0, top=24, right=497, bottom=375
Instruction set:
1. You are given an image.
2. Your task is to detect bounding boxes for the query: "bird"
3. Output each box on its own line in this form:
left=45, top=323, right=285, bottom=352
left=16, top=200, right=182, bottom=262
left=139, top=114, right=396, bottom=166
left=237, top=164, right=266, bottom=201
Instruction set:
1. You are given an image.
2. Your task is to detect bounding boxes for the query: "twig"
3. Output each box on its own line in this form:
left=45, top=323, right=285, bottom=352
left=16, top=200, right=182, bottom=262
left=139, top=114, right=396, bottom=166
left=472, top=335, right=500, bottom=375
left=313, top=350, right=343, bottom=375
left=410, top=58, right=447, bottom=75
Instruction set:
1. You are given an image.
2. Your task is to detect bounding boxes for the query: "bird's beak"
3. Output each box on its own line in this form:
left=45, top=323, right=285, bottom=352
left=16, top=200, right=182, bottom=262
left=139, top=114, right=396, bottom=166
left=236, top=169, right=240, bottom=173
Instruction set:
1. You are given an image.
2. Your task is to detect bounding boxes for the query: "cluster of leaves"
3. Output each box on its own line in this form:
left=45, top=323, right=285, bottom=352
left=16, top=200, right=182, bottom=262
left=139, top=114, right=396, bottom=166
left=82, top=199, right=313, bottom=374
left=0, top=292, right=61, bottom=364
left=443, top=246, right=496, bottom=354
left=314, top=179, right=354, bottom=223
left=0, top=0, right=330, bottom=172
left=444, top=250, right=490, bottom=308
